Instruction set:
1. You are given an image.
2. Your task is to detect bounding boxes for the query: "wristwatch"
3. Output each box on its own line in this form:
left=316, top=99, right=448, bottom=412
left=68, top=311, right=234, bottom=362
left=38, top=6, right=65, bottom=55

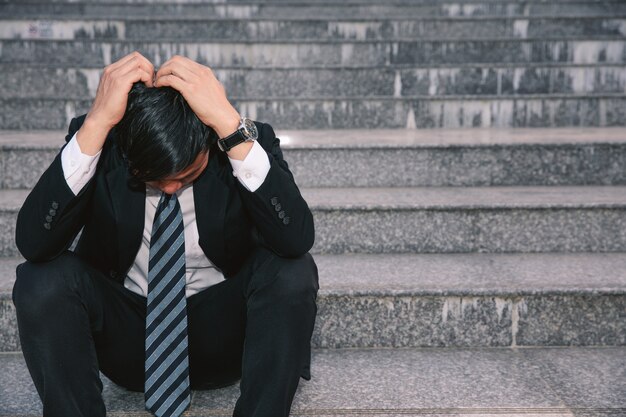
left=217, top=117, right=258, bottom=152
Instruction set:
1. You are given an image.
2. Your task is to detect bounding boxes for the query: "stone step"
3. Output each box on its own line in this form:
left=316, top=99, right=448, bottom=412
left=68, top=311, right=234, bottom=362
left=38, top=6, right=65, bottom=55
left=2, top=39, right=626, bottom=68
left=8, top=0, right=623, bottom=3
left=320, top=183, right=592, bottom=251
left=2, top=17, right=625, bottom=41
left=1, top=252, right=625, bottom=352
left=303, top=186, right=626, bottom=254
left=2, top=1, right=625, bottom=19
left=3, top=64, right=626, bottom=99
left=2, top=95, right=625, bottom=129
left=2, top=186, right=626, bottom=257
left=1, top=347, right=625, bottom=416
left=2, top=128, right=626, bottom=189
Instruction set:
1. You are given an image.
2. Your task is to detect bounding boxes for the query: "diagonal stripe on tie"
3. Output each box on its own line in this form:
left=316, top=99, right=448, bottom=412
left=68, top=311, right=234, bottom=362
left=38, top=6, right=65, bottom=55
left=151, top=369, right=190, bottom=416
left=147, top=251, right=185, bottom=309
left=146, top=310, right=187, bottom=368
left=145, top=192, right=190, bottom=417
left=146, top=295, right=186, bottom=349
left=148, top=244, right=185, bottom=298
left=146, top=346, right=189, bottom=405
left=150, top=200, right=178, bottom=244
left=146, top=326, right=188, bottom=377
left=146, top=298, right=187, bottom=356
left=150, top=219, right=184, bottom=265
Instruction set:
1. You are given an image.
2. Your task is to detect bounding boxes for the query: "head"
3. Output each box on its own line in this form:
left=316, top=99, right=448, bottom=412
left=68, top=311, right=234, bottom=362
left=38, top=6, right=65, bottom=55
left=115, top=82, right=218, bottom=194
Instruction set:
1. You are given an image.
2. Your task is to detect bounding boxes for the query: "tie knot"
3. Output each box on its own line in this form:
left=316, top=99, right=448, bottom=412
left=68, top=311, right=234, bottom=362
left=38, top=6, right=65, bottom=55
left=161, top=192, right=176, bottom=203
left=157, top=191, right=176, bottom=210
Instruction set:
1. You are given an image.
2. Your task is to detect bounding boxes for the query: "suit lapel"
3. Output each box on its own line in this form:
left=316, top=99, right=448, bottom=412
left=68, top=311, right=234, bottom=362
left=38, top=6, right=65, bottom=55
left=193, top=148, right=231, bottom=269
left=105, top=165, right=146, bottom=275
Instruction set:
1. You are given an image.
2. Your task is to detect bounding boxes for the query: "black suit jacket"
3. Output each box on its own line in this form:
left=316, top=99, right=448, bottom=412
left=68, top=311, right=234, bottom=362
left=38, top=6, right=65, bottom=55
left=15, top=114, right=315, bottom=283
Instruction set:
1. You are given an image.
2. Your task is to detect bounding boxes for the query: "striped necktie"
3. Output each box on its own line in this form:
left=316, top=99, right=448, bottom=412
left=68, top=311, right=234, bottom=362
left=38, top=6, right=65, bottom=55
left=145, top=192, right=191, bottom=417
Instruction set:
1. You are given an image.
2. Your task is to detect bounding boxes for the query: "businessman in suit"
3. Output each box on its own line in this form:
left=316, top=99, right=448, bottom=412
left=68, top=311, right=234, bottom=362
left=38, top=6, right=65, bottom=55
left=12, top=52, right=319, bottom=417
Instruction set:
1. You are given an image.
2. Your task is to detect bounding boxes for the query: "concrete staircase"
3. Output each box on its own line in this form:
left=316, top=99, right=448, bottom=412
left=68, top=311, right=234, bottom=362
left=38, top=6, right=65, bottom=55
left=1, top=0, right=625, bottom=415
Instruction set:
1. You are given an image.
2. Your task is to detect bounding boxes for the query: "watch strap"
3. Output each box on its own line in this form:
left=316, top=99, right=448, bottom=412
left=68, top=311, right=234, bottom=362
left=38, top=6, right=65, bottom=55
left=218, top=129, right=247, bottom=152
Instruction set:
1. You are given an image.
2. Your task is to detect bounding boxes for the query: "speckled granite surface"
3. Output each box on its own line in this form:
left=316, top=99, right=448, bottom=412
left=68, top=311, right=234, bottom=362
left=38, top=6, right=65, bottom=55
left=310, top=206, right=626, bottom=254
left=3, top=18, right=626, bottom=42
left=1, top=1, right=625, bottom=414
left=4, top=127, right=626, bottom=148
left=1, top=347, right=624, bottom=416
left=4, top=65, right=626, bottom=99
left=3, top=128, right=626, bottom=188
left=2, top=187, right=626, bottom=256
left=3, top=1, right=625, bottom=18
left=3, top=38, right=626, bottom=68
left=1, top=148, right=59, bottom=189
left=0, top=208, right=17, bottom=257
left=285, top=144, right=626, bottom=187
left=2, top=96, right=626, bottom=129
left=2, top=253, right=624, bottom=351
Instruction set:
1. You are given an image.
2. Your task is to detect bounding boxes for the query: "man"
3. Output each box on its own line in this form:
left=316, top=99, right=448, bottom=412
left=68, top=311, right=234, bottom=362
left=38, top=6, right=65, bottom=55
left=12, top=51, right=319, bottom=417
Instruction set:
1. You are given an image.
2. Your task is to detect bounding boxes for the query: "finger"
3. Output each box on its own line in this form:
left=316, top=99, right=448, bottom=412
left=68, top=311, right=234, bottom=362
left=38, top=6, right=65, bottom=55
left=160, top=54, right=195, bottom=70
left=156, top=56, right=197, bottom=80
left=153, top=73, right=187, bottom=92
left=136, top=68, right=154, bottom=88
left=132, top=54, right=155, bottom=82
left=121, top=67, right=154, bottom=89
left=106, top=51, right=144, bottom=73
left=155, top=62, right=197, bottom=83
left=119, top=58, right=156, bottom=87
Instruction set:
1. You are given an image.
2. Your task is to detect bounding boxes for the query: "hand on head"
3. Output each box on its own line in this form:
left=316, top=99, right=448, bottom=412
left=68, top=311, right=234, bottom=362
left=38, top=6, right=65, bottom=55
left=85, top=51, right=155, bottom=132
left=153, top=55, right=241, bottom=137
left=84, top=52, right=241, bottom=145
left=77, top=51, right=155, bottom=156
left=79, top=52, right=241, bottom=181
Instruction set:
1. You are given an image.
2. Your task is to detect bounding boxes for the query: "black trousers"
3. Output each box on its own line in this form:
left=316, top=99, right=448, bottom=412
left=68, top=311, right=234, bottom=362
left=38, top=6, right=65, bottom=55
left=12, top=246, right=319, bottom=417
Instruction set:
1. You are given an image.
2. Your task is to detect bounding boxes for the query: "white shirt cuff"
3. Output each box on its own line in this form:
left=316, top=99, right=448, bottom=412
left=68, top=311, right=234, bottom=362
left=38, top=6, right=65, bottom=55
left=60, top=131, right=102, bottom=195
left=227, top=140, right=271, bottom=192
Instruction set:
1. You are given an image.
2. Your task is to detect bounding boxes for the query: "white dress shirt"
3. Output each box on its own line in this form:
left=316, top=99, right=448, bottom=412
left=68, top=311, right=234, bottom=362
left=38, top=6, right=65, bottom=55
left=61, top=131, right=271, bottom=298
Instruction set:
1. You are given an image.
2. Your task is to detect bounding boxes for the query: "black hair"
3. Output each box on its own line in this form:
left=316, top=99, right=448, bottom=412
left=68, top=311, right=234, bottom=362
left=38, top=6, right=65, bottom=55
left=115, top=82, right=217, bottom=182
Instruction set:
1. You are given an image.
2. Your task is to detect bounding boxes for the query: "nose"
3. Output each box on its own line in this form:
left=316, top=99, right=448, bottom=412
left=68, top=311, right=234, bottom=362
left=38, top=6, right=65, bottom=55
left=159, top=181, right=183, bottom=194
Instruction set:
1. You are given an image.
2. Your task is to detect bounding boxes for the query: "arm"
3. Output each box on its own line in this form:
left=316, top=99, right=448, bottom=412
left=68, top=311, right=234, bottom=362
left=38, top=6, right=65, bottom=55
left=153, top=57, right=314, bottom=256
left=15, top=116, right=97, bottom=261
left=233, top=122, right=315, bottom=257
left=15, top=51, right=156, bottom=262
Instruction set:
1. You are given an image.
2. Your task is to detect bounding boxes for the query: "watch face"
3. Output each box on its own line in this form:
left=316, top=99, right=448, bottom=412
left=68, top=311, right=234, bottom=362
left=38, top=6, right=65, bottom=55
left=242, top=118, right=258, bottom=140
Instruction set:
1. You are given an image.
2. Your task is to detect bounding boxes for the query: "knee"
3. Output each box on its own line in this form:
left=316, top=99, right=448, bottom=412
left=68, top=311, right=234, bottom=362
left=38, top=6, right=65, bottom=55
left=12, top=252, right=85, bottom=319
left=267, top=252, right=319, bottom=305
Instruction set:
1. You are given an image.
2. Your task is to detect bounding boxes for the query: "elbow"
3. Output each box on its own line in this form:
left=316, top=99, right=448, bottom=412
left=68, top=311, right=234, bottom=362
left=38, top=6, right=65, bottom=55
left=281, top=211, right=315, bottom=258
left=300, top=214, right=315, bottom=255
left=15, top=231, right=44, bottom=263
left=15, top=212, right=59, bottom=263
left=15, top=230, right=51, bottom=264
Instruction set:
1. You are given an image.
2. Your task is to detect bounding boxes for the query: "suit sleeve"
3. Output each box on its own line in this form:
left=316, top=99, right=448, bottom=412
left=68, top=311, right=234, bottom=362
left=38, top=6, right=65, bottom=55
left=15, top=115, right=97, bottom=262
left=235, top=122, right=315, bottom=257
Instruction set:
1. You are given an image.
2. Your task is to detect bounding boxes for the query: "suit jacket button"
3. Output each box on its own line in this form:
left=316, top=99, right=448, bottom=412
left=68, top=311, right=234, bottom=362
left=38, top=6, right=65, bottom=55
left=109, top=270, right=117, bottom=279
left=45, top=215, right=53, bottom=222
left=282, top=216, right=290, bottom=225
left=274, top=203, right=282, bottom=212
left=278, top=210, right=286, bottom=219
left=270, top=197, right=278, bottom=206
left=51, top=201, right=59, bottom=210
left=43, top=223, right=51, bottom=230
left=49, top=209, right=57, bottom=216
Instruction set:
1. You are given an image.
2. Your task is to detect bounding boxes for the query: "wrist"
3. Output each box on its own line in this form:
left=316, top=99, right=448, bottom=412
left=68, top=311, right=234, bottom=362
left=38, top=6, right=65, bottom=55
left=76, top=117, right=112, bottom=156
left=213, top=112, right=241, bottom=139
left=226, top=140, right=254, bottom=161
